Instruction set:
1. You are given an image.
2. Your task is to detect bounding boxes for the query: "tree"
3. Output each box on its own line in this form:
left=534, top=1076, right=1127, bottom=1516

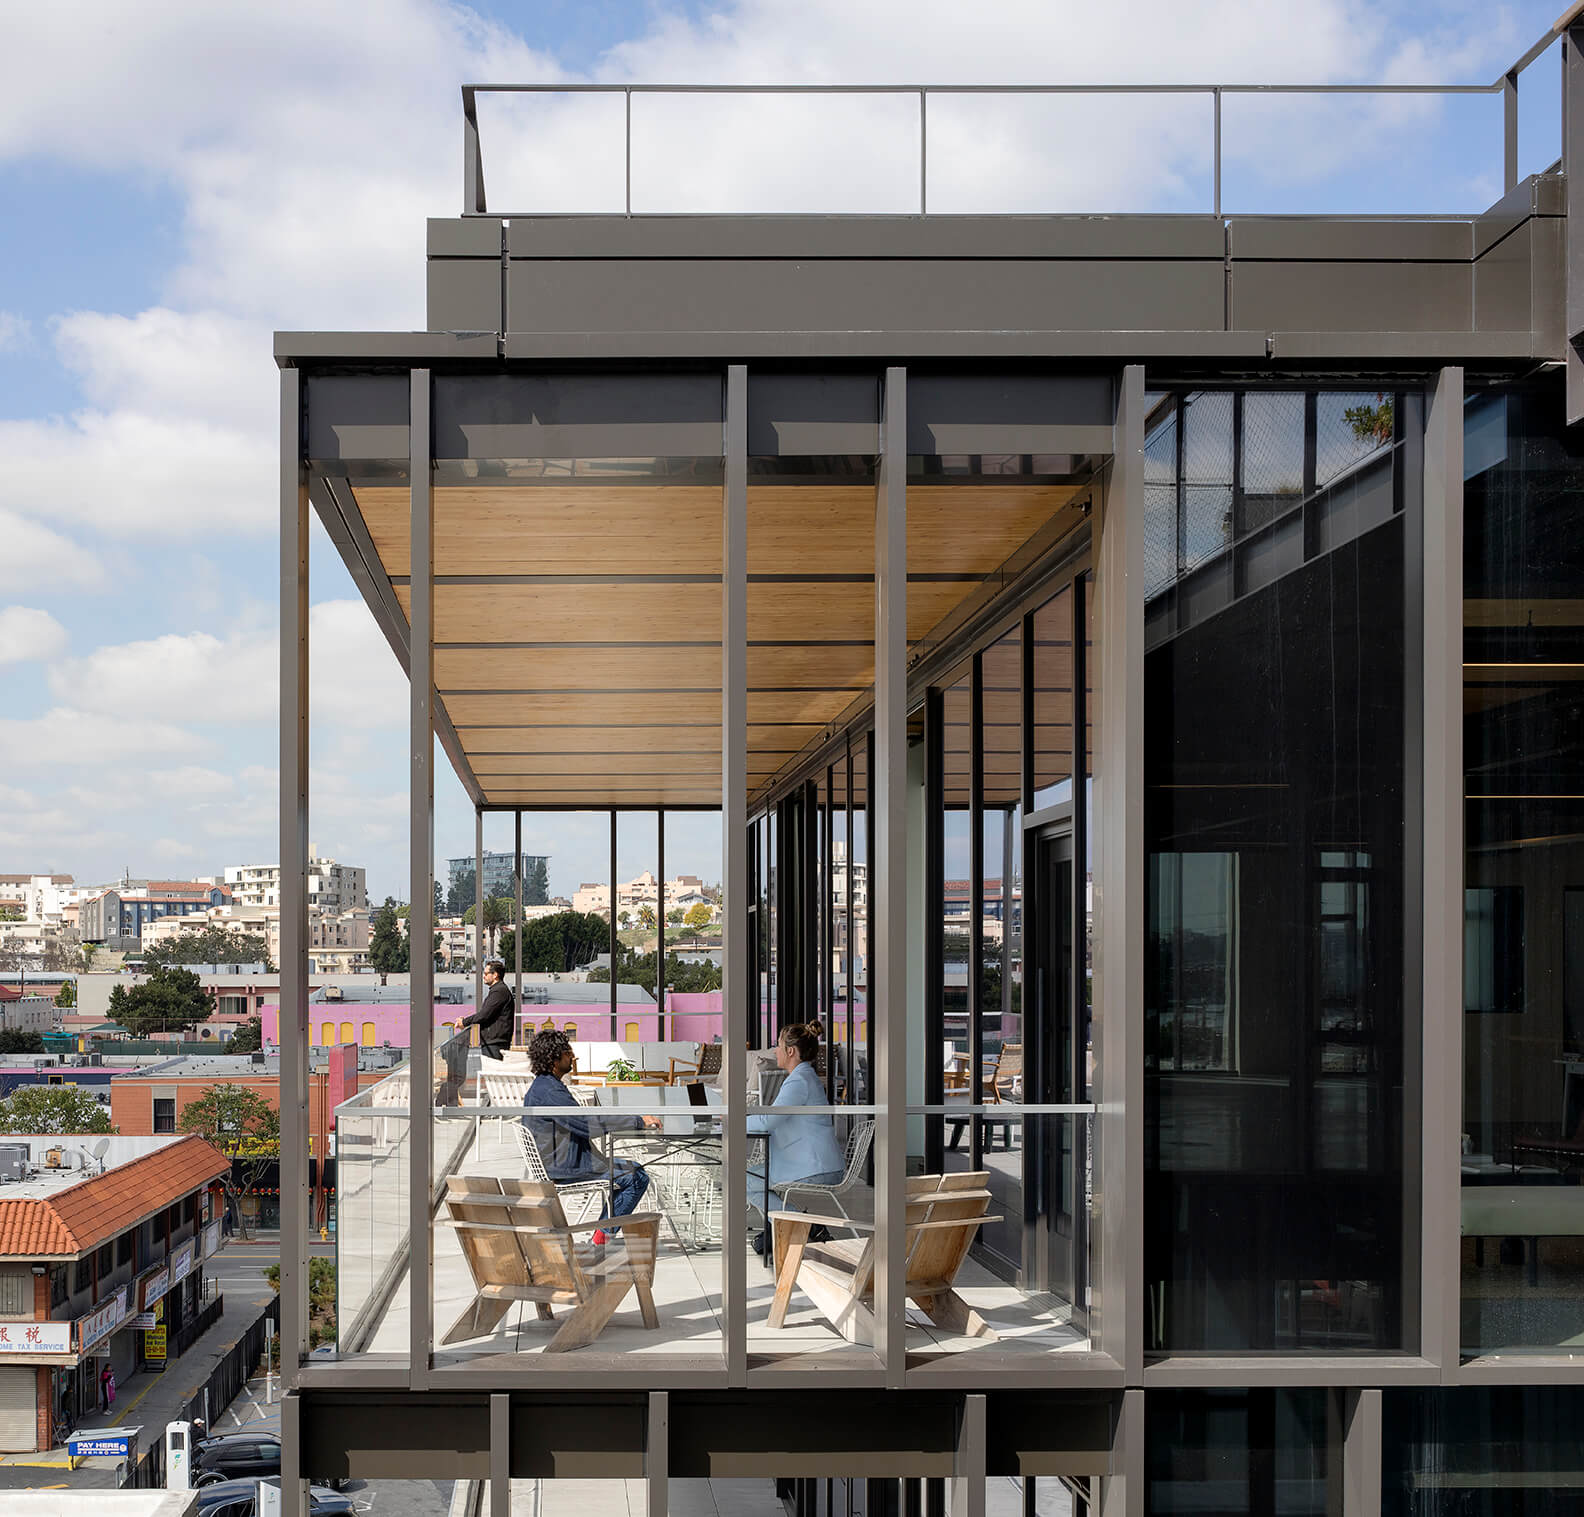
left=0, top=1030, right=45, bottom=1054
left=638, top=904, right=656, bottom=931
left=265, top=1257, right=337, bottom=1348
left=79, top=944, right=98, bottom=973
left=524, top=857, right=550, bottom=907
left=433, top=880, right=445, bottom=917
left=617, top=910, right=631, bottom=931
left=0, top=905, right=22, bottom=923
left=497, top=910, right=610, bottom=974
left=368, top=898, right=409, bottom=974
left=464, top=897, right=512, bottom=957
left=230, top=1016, right=263, bottom=1054
left=106, top=965, right=212, bottom=1039
left=666, top=908, right=685, bottom=927
left=55, top=980, right=76, bottom=1009
left=140, top=926, right=275, bottom=973
left=179, top=1084, right=279, bottom=1241
left=587, top=947, right=721, bottom=994
left=446, top=866, right=476, bottom=917
left=0, top=1085, right=114, bottom=1134
left=683, top=903, right=713, bottom=935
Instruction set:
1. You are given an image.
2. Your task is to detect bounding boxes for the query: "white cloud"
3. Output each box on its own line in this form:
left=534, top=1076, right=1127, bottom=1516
left=0, top=708, right=207, bottom=767
left=143, top=766, right=237, bottom=800
left=0, top=510, right=105, bottom=593
left=50, top=598, right=407, bottom=726
left=0, top=607, right=68, bottom=665
left=0, top=311, right=30, bottom=352
left=152, top=837, right=199, bottom=860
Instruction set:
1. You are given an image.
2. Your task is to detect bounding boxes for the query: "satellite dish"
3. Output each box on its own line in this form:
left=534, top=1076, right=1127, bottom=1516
left=90, top=1139, right=110, bottom=1161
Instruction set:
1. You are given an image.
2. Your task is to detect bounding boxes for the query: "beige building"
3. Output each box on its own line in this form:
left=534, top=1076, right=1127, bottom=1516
left=224, top=845, right=367, bottom=912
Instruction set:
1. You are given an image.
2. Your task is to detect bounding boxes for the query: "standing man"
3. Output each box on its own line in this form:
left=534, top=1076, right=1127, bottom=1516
left=460, top=957, right=515, bottom=1061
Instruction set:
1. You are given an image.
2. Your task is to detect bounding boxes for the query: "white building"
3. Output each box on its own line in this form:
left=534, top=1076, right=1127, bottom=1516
left=224, top=845, right=367, bottom=912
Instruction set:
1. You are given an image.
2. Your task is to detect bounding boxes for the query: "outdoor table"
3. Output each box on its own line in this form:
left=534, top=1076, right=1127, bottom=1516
left=600, top=1123, right=773, bottom=1267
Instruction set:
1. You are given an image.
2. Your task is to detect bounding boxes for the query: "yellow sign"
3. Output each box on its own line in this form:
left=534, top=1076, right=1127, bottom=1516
left=143, top=1326, right=166, bottom=1361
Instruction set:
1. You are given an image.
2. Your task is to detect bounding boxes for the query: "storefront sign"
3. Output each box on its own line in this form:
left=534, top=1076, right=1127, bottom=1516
left=131, top=1301, right=163, bottom=1332
left=0, top=1321, right=71, bottom=1354
left=170, top=1240, right=196, bottom=1285
left=75, top=1287, right=130, bottom=1352
left=143, top=1325, right=166, bottom=1361
left=137, top=1266, right=170, bottom=1311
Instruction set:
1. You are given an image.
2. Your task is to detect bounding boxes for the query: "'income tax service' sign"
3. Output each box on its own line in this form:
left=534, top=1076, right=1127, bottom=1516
left=0, top=1321, right=70, bottom=1354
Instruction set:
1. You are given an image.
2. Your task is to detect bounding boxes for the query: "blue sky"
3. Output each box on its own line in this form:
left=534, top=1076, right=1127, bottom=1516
left=0, top=0, right=1564, bottom=903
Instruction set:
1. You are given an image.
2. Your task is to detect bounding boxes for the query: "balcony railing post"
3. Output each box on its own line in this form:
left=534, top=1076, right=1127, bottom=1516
left=1213, top=87, right=1222, bottom=216
left=1504, top=69, right=1519, bottom=192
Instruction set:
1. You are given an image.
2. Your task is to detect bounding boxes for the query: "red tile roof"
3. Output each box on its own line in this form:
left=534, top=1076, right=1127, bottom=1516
left=0, top=1137, right=230, bottom=1259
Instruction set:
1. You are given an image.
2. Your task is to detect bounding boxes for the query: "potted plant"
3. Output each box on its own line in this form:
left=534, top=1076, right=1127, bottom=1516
left=606, top=1056, right=640, bottom=1083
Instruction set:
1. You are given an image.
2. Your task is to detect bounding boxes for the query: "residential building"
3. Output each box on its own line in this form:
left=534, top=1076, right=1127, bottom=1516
left=0, top=877, right=77, bottom=926
left=0, top=988, right=57, bottom=1040
left=78, top=882, right=232, bottom=949
left=224, top=845, right=367, bottom=912
left=266, top=27, right=1584, bottom=1513
left=0, top=1135, right=228, bottom=1451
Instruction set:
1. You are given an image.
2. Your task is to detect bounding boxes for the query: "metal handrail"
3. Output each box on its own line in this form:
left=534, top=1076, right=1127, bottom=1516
left=460, top=25, right=1566, bottom=219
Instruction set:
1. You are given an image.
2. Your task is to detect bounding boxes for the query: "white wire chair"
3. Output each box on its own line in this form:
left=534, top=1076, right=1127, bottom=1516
left=513, top=1119, right=607, bottom=1224
left=777, top=1118, right=876, bottom=1222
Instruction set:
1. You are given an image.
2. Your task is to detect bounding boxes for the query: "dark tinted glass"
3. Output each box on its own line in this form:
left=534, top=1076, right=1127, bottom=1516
left=1384, top=1388, right=1584, bottom=1516
left=1144, top=387, right=1413, bottom=1351
left=1147, top=1389, right=1329, bottom=1516
left=1461, top=384, right=1584, bottom=1355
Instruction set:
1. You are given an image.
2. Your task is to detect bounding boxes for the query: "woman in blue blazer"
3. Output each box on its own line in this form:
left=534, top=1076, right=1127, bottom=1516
left=747, top=1021, right=845, bottom=1251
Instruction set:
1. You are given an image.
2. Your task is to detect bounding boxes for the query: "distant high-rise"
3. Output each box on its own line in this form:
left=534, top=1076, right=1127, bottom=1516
left=445, top=850, right=550, bottom=907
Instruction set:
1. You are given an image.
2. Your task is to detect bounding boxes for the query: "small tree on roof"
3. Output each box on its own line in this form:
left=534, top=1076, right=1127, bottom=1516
left=178, top=1084, right=279, bottom=1241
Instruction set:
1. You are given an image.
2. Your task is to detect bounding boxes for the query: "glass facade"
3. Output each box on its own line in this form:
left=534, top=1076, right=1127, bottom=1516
left=1144, top=387, right=1417, bottom=1351
left=1461, top=386, right=1584, bottom=1355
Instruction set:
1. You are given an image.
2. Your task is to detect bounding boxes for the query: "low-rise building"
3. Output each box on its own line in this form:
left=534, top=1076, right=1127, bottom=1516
left=224, top=845, right=367, bottom=913
left=0, top=1134, right=229, bottom=1450
left=78, top=883, right=232, bottom=950
left=0, top=988, right=58, bottom=1039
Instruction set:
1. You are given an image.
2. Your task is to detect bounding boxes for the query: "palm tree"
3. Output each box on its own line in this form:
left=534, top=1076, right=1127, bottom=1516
left=638, top=904, right=656, bottom=931
left=480, top=896, right=511, bottom=957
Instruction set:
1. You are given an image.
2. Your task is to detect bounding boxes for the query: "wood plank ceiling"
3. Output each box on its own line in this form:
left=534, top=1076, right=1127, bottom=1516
left=359, top=481, right=1084, bottom=808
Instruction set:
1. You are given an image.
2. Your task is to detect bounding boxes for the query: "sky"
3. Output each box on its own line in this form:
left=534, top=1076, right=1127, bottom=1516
left=0, top=0, right=1565, bottom=904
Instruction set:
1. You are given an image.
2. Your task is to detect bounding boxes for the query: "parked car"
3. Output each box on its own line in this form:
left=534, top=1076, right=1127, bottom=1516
left=194, top=1434, right=282, bottom=1484
left=194, top=1478, right=352, bottom=1517
left=194, top=1434, right=348, bottom=1494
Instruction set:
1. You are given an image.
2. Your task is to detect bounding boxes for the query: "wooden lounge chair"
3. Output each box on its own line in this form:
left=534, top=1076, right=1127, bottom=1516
left=441, top=1175, right=661, bottom=1353
left=766, top=1171, right=1001, bottom=1344
left=668, top=1042, right=723, bottom=1086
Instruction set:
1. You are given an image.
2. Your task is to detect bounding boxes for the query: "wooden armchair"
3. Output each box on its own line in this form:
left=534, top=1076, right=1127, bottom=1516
left=984, top=1043, right=1023, bottom=1103
left=668, top=1042, right=723, bottom=1086
left=441, top=1175, right=661, bottom=1353
left=766, top=1171, right=1000, bottom=1344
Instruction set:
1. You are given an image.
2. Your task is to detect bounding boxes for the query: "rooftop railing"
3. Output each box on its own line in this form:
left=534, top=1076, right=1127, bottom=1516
left=462, top=26, right=1563, bottom=219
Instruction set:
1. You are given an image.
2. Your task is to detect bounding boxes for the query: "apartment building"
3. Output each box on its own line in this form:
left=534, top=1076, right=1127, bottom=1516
left=266, top=23, right=1584, bottom=1516
left=78, top=881, right=232, bottom=949
left=225, top=846, right=367, bottom=913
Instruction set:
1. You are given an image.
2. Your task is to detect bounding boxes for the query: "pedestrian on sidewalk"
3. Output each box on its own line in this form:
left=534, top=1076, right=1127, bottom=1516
left=99, top=1362, right=116, bottom=1413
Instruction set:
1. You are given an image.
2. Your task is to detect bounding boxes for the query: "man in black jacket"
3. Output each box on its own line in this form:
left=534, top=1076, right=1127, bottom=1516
left=461, top=957, right=514, bottom=1060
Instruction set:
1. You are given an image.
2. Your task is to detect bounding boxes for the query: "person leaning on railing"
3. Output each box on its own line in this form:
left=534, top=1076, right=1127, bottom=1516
left=523, top=1028, right=660, bottom=1245
left=746, top=1021, right=845, bottom=1255
left=459, top=957, right=514, bottom=1061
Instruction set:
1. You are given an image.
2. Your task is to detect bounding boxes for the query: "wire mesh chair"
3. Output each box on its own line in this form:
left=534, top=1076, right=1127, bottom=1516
left=777, top=1118, right=876, bottom=1222
left=514, top=1119, right=606, bottom=1224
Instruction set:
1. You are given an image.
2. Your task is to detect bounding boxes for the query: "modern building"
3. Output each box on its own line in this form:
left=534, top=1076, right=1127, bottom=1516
left=0, top=876, right=78, bottom=925
left=446, top=850, right=549, bottom=904
left=259, top=24, right=1584, bottom=1517
left=0, top=1135, right=228, bottom=1451
left=225, top=846, right=367, bottom=913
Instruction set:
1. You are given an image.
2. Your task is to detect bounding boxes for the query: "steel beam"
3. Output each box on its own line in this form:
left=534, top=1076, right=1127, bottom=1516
left=410, top=368, right=436, bottom=1382
left=514, top=810, right=524, bottom=1039
left=490, top=1393, right=510, bottom=1517
left=1340, top=1389, right=1383, bottom=1517
left=278, top=366, right=311, bottom=1517
left=724, top=363, right=749, bottom=1385
left=1098, top=1388, right=1143, bottom=1517
left=951, top=1395, right=985, bottom=1517
left=875, top=365, right=909, bottom=1385
left=648, top=1391, right=670, bottom=1517
left=1095, top=367, right=1145, bottom=1380
left=1421, top=368, right=1464, bottom=1375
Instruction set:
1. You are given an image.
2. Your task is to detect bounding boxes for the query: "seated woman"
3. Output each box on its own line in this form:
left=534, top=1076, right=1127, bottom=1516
left=747, top=1021, right=845, bottom=1253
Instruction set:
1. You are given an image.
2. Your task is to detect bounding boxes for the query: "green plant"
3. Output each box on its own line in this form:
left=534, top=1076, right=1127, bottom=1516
left=606, top=1056, right=639, bottom=1083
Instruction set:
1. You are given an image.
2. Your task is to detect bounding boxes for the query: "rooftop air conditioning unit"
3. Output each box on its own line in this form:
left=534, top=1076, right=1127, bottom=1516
left=0, top=1145, right=28, bottom=1183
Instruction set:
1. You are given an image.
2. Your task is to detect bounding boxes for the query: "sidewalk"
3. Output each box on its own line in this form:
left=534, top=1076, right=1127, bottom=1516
left=0, top=1278, right=277, bottom=1489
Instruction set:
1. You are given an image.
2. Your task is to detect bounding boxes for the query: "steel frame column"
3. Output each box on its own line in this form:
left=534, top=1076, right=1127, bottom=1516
left=657, top=809, right=666, bottom=1037
left=723, top=363, right=749, bottom=1384
left=409, top=367, right=436, bottom=1382
left=514, top=810, right=524, bottom=1046
left=490, top=1392, right=510, bottom=1517
left=1421, top=368, right=1464, bottom=1373
left=1095, top=366, right=1145, bottom=1382
left=950, top=1394, right=985, bottom=1517
left=647, top=1390, right=670, bottom=1517
left=924, top=687, right=945, bottom=1175
left=474, top=810, right=484, bottom=1008
left=610, top=809, right=619, bottom=1040
left=875, top=365, right=908, bottom=1384
left=1099, top=1387, right=1143, bottom=1517
left=278, top=367, right=310, bottom=1517
left=1339, top=1388, right=1383, bottom=1517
